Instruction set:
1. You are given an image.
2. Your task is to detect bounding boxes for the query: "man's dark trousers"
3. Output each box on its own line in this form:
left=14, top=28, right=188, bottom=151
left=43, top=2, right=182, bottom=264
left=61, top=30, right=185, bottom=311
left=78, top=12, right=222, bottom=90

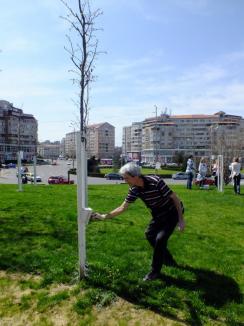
left=233, top=174, right=241, bottom=194
left=187, top=172, right=193, bottom=189
left=145, top=207, right=179, bottom=273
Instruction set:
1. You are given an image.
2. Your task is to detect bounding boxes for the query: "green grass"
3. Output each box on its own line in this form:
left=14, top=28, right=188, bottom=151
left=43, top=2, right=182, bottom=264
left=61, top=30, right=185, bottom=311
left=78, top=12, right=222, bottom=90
left=0, top=184, right=243, bottom=325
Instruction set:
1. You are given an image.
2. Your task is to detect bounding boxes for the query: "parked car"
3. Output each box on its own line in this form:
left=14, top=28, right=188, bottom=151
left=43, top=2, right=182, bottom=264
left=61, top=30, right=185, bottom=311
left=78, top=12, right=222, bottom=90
left=166, top=163, right=178, bottom=167
left=7, top=162, right=16, bottom=168
left=194, top=177, right=215, bottom=186
left=172, top=172, right=188, bottom=180
left=143, top=164, right=156, bottom=168
left=48, top=176, right=74, bottom=184
left=104, top=173, right=123, bottom=180
left=27, top=173, right=42, bottom=182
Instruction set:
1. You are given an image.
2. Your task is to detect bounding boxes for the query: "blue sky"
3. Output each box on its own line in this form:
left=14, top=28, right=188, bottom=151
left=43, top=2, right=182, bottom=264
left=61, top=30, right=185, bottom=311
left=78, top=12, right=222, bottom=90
left=1, top=0, right=244, bottom=145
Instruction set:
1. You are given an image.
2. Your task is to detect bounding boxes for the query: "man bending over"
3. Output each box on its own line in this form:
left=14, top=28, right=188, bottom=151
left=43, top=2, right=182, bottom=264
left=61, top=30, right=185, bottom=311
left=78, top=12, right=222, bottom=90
left=93, top=162, right=185, bottom=281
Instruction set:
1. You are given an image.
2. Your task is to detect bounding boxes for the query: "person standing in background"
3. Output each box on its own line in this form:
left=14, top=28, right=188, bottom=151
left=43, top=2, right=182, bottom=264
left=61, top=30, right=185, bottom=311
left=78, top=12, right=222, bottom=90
left=212, top=159, right=219, bottom=187
left=197, top=157, right=208, bottom=188
left=230, top=157, right=241, bottom=195
left=185, top=155, right=195, bottom=189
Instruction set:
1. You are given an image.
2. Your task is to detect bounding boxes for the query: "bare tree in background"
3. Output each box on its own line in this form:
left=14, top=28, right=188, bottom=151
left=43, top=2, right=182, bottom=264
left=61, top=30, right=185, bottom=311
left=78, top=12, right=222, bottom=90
left=60, top=0, right=102, bottom=279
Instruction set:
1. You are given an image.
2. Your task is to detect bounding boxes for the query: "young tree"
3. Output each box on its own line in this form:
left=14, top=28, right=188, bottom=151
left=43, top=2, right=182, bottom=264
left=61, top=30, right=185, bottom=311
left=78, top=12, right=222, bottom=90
left=60, top=0, right=102, bottom=133
left=60, top=0, right=102, bottom=278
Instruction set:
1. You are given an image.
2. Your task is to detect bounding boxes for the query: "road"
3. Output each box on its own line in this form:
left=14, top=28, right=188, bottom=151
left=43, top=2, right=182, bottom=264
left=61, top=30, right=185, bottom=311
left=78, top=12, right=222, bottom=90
left=0, top=160, right=187, bottom=186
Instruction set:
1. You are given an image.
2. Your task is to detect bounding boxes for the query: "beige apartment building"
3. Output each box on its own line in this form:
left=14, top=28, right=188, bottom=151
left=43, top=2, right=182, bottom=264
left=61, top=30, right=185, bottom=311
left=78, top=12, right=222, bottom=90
left=122, top=111, right=244, bottom=164
left=65, top=122, right=115, bottom=160
left=0, top=100, right=38, bottom=163
left=86, top=122, right=115, bottom=159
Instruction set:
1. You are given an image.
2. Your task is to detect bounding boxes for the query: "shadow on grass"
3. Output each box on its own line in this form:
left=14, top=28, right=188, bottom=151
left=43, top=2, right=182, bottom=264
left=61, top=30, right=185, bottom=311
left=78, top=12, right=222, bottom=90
left=164, top=264, right=242, bottom=308
left=86, top=264, right=242, bottom=326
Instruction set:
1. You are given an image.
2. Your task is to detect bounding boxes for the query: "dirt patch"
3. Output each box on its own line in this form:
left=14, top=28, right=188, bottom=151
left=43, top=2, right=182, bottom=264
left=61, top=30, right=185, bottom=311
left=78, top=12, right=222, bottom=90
left=92, top=298, right=186, bottom=326
left=0, top=270, right=187, bottom=326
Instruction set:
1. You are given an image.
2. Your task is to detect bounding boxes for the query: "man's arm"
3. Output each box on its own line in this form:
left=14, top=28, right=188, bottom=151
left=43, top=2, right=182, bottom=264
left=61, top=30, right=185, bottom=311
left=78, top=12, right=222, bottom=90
left=91, top=201, right=129, bottom=220
left=169, top=192, right=185, bottom=231
left=105, top=200, right=129, bottom=219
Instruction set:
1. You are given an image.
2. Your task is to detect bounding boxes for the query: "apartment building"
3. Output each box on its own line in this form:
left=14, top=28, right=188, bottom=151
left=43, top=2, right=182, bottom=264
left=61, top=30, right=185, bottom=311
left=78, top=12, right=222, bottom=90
left=0, top=100, right=38, bottom=163
left=37, top=141, right=62, bottom=160
left=65, top=131, right=79, bottom=158
left=64, top=122, right=115, bottom=160
left=86, top=122, right=115, bottom=159
left=122, top=111, right=244, bottom=163
left=122, top=122, right=142, bottom=161
left=142, top=118, right=176, bottom=164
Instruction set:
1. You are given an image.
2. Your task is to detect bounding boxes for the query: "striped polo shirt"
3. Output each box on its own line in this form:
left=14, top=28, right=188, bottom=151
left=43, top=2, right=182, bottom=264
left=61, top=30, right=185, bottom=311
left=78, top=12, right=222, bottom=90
left=125, top=175, right=175, bottom=214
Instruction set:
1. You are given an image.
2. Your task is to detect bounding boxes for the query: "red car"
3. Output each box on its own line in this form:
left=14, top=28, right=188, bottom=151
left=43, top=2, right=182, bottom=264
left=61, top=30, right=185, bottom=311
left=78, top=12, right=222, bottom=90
left=48, top=176, right=74, bottom=184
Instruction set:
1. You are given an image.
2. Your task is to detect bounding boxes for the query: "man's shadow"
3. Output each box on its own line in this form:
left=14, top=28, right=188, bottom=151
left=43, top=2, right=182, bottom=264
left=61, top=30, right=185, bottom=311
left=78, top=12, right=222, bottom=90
left=87, top=263, right=242, bottom=325
left=160, top=263, right=242, bottom=308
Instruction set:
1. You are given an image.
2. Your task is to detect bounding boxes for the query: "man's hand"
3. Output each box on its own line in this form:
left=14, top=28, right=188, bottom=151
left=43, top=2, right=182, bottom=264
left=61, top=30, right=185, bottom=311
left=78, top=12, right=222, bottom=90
left=90, top=212, right=107, bottom=221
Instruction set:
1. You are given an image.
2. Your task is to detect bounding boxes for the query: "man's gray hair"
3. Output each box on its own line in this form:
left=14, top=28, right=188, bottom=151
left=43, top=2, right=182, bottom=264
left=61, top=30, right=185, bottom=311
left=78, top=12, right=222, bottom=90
left=119, top=162, right=141, bottom=176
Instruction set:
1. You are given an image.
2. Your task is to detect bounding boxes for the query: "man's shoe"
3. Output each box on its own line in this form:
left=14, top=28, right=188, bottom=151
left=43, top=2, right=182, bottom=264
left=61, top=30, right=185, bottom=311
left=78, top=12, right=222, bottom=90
left=143, top=271, right=161, bottom=281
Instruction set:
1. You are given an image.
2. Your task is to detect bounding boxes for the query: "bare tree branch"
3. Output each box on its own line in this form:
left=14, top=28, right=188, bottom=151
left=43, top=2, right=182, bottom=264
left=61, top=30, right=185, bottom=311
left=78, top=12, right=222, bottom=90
left=60, top=0, right=102, bottom=138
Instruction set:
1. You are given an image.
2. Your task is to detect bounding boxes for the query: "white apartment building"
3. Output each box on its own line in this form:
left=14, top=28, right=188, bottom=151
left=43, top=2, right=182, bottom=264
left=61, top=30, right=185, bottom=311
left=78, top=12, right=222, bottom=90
left=122, top=122, right=142, bottom=161
left=0, top=100, right=38, bottom=163
left=122, top=111, right=244, bottom=163
left=37, top=141, right=62, bottom=160
left=65, top=131, right=79, bottom=158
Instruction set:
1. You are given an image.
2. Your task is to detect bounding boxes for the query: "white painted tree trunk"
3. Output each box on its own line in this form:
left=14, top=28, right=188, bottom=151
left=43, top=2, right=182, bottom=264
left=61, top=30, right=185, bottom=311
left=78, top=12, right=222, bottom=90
left=76, top=132, right=91, bottom=278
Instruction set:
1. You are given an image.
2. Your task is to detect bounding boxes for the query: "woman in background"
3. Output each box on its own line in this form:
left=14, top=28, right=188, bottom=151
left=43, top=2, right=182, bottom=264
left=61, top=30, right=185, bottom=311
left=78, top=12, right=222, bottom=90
left=185, top=155, right=195, bottom=189
left=197, top=157, right=208, bottom=188
left=230, top=157, right=241, bottom=195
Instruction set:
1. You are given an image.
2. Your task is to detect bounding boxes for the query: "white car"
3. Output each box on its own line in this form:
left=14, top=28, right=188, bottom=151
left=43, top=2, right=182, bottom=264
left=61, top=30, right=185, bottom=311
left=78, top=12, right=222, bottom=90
left=27, top=173, right=42, bottom=182
left=172, top=172, right=188, bottom=180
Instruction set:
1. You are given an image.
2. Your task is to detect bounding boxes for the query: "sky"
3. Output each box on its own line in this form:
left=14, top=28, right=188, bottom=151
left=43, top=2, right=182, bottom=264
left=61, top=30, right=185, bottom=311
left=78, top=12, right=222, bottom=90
left=1, top=0, right=244, bottom=146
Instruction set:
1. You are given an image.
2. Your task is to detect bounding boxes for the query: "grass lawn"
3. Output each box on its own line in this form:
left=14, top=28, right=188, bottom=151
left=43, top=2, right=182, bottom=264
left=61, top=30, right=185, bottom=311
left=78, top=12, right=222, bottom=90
left=0, top=184, right=243, bottom=325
